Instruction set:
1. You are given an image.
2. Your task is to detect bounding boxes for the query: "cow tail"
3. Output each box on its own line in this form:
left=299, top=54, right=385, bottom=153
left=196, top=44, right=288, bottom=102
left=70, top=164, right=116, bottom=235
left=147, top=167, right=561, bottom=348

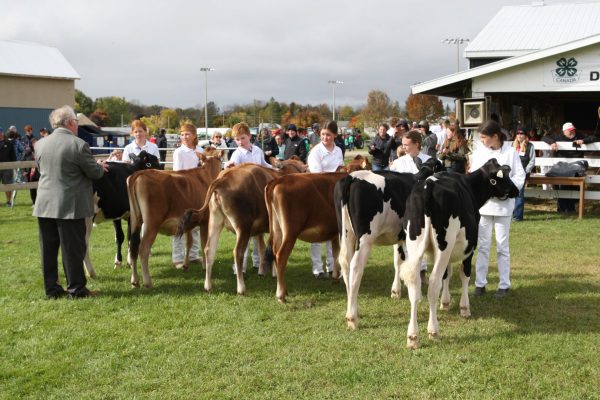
left=263, top=180, right=277, bottom=269
left=127, top=175, right=142, bottom=259
left=175, top=208, right=206, bottom=238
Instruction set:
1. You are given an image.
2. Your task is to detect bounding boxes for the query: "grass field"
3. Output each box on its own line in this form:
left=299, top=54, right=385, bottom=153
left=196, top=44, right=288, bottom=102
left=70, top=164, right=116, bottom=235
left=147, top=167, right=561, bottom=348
left=1, top=195, right=599, bottom=399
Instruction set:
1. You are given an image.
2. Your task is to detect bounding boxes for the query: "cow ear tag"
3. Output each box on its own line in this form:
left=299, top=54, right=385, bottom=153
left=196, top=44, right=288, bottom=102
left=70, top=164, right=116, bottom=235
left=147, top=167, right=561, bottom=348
left=496, top=170, right=504, bottom=179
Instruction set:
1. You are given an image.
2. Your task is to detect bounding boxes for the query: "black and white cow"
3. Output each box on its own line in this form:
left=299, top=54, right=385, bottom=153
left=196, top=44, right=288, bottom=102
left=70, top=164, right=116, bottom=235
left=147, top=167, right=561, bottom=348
left=334, top=168, right=434, bottom=331
left=83, top=151, right=160, bottom=277
left=399, top=158, right=519, bottom=349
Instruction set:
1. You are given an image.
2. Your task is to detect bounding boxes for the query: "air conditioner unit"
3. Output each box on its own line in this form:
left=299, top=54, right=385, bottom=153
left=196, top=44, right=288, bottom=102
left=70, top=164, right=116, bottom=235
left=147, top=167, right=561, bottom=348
left=455, top=98, right=488, bottom=127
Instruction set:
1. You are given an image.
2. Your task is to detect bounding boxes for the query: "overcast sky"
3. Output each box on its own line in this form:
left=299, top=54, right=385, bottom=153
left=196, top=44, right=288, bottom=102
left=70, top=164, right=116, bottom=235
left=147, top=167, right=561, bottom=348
left=1, top=0, right=560, bottom=110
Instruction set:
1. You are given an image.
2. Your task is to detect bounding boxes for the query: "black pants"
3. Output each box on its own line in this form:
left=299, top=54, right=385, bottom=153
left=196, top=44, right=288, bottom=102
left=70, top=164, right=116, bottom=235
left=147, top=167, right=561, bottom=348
left=38, top=217, right=89, bottom=298
left=557, top=185, right=577, bottom=212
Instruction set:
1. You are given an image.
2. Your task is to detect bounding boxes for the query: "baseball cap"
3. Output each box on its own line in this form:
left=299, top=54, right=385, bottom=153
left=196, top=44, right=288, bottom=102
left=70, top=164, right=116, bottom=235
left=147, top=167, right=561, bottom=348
left=562, top=122, right=575, bottom=132
left=286, top=124, right=297, bottom=132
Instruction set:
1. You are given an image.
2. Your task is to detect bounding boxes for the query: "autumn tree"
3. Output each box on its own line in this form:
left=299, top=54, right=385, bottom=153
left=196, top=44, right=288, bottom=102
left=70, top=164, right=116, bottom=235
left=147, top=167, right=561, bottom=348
left=160, top=109, right=180, bottom=131
left=360, top=90, right=396, bottom=127
left=140, top=115, right=161, bottom=133
left=75, top=90, right=94, bottom=116
left=405, top=94, right=444, bottom=122
left=94, top=96, right=131, bottom=126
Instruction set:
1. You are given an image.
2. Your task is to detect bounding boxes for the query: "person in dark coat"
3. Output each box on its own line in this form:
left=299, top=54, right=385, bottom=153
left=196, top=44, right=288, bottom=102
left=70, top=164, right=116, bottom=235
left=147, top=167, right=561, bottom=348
left=283, top=124, right=308, bottom=163
left=368, top=123, right=393, bottom=171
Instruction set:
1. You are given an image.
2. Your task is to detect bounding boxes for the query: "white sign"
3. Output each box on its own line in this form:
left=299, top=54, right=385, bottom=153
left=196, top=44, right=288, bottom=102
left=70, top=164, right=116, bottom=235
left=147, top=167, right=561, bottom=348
left=544, top=55, right=600, bottom=87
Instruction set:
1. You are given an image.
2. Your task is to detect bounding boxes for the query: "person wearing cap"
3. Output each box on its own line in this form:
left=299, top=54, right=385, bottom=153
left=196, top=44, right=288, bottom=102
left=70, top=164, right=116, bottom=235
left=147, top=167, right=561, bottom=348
left=283, top=124, right=308, bottom=163
left=308, top=123, right=321, bottom=149
left=417, top=120, right=438, bottom=159
left=390, top=119, right=409, bottom=162
left=0, top=127, right=17, bottom=206
left=512, top=125, right=536, bottom=221
left=542, top=121, right=599, bottom=212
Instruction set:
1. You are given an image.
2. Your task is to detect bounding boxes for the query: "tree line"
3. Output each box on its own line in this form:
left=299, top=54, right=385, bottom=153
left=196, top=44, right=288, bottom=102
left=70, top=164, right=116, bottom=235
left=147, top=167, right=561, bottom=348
left=75, top=89, right=447, bottom=133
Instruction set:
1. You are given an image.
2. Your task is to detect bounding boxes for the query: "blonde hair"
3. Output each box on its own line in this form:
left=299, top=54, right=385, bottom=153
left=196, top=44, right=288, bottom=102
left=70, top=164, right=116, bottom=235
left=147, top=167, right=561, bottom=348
left=180, top=122, right=198, bottom=147
left=232, top=122, right=251, bottom=138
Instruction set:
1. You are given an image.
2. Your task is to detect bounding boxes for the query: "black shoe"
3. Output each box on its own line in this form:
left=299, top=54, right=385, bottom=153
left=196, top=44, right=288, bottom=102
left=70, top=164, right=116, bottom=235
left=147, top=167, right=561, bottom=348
left=494, top=288, right=509, bottom=298
left=474, top=286, right=486, bottom=296
left=314, top=272, right=327, bottom=280
left=46, top=290, right=67, bottom=300
left=67, top=290, right=99, bottom=299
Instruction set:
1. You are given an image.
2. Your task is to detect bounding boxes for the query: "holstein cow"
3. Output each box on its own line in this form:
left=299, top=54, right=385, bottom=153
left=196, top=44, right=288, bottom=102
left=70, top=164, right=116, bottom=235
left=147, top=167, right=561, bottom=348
left=334, top=167, right=435, bottom=330
left=127, top=151, right=224, bottom=288
left=83, top=151, right=160, bottom=277
left=264, top=155, right=371, bottom=303
left=400, top=159, right=519, bottom=349
left=176, top=159, right=307, bottom=295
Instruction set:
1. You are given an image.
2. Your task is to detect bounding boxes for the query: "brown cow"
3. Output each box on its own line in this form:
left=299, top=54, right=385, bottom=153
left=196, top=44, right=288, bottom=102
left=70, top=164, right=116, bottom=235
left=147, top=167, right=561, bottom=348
left=264, top=155, right=371, bottom=302
left=176, top=159, right=307, bottom=295
left=126, top=151, right=224, bottom=288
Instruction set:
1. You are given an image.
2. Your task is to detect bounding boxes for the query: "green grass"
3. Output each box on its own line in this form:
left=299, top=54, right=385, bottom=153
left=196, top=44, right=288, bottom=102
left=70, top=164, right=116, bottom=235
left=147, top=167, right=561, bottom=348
left=1, top=196, right=599, bottom=399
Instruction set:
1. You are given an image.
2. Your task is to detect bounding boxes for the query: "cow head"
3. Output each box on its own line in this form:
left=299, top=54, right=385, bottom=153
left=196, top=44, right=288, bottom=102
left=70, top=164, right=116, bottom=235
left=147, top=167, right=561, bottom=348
left=270, top=157, right=308, bottom=173
left=482, top=158, right=519, bottom=200
left=130, top=150, right=161, bottom=170
left=338, top=155, right=372, bottom=172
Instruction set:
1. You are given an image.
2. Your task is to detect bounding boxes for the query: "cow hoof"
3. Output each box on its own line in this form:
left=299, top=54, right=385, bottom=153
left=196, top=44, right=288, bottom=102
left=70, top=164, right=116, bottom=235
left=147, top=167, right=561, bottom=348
left=441, top=302, right=450, bottom=311
left=277, top=296, right=286, bottom=304
left=131, top=282, right=139, bottom=288
left=174, top=263, right=185, bottom=270
left=407, top=336, right=420, bottom=349
left=346, top=317, right=358, bottom=330
left=390, top=290, right=401, bottom=299
left=204, top=288, right=212, bottom=294
left=460, top=306, right=471, bottom=317
left=114, top=260, right=122, bottom=269
left=87, top=272, right=97, bottom=279
left=428, top=332, right=441, bottom=341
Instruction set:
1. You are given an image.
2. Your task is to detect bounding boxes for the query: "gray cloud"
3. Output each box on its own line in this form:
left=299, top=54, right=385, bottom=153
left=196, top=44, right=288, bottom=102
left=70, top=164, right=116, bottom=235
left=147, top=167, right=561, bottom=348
left=1, top=0, right=538, bottom=109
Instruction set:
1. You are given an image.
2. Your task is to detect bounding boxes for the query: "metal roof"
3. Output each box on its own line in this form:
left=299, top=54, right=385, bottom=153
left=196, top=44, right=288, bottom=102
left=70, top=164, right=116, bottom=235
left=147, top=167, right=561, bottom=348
left=0, top=40, right=80, bottom=80
left=465, top=2, right=600, bottom=59
left=412, top=33, right=600, bottom=96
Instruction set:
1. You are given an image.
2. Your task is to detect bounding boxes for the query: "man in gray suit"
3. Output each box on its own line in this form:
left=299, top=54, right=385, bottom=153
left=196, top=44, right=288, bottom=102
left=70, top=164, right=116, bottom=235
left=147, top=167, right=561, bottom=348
left=33, top=105, right=107, bottom=299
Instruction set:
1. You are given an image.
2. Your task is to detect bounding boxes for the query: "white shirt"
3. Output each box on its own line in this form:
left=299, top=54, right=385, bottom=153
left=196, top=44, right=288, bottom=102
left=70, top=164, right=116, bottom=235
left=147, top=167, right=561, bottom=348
left=172, top=145, right=204, bottom=171
left=227, top=145, right=272, bottom=168
left=307, top=142, right=344, bottom=173
left=435, top=128, right=448, bottom=149
left=122, top=140, right=161, bottom=162
left=390, top=153, right=431, bottom=174
left=470, top=142, right=526, bottom=216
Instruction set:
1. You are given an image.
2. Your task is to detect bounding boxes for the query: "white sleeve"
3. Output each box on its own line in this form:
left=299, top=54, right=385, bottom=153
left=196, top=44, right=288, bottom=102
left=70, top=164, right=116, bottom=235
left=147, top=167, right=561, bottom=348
left=148, top=143, right=161, bottom=158
left=307, top=148, right=322, bottom=172
left=510, top=148, right=526, bottom=190
left=121, top=143, right=133, bottom=162
left=228, top=149, right=242, bottom=166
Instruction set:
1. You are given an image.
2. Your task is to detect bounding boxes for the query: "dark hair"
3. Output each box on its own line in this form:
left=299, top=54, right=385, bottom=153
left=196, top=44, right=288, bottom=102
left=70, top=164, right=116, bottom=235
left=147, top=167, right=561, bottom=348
left=403, top=130, right=423, bottom=148
left=322, top=120, right=338, bottom=135
left=478, top=120, right=504, bottom=145
left=379, top=123, right=389, bottom=131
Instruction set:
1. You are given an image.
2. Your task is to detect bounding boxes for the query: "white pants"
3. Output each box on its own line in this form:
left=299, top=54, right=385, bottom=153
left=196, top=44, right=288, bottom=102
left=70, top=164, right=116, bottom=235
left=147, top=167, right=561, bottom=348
left=172, top=227, right=200, bottom=263
left=310, top=241, right=334, bottom=275
left=475, top=215, right=512, bottom=290
left=233, top=237, right=260, bottom=274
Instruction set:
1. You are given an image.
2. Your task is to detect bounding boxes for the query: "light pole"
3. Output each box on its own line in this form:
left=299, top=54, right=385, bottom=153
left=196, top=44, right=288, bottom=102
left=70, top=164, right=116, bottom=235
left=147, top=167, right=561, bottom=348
left=328, top=80, right=343, bottom=121
left=200, top=67, right=214, bottom=139
left=442, top=38, right=470, bottom=72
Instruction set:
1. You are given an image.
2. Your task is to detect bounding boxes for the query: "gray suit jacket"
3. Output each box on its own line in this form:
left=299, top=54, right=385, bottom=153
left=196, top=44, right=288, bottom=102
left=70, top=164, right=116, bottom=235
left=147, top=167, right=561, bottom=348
left=33, top=128, right=104, bottom=219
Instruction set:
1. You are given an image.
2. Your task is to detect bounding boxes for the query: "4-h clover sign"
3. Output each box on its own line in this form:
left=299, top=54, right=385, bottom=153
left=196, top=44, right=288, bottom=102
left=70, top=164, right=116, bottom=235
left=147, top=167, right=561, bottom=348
left=552, top=57, right=580, bottom=83
left=555, top=57, right=578, bottom=77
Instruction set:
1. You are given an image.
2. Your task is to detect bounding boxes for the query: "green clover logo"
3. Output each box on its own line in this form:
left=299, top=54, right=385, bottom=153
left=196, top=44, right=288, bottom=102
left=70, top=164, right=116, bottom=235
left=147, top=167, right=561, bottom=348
left=555, top=57, right=578, bottom=77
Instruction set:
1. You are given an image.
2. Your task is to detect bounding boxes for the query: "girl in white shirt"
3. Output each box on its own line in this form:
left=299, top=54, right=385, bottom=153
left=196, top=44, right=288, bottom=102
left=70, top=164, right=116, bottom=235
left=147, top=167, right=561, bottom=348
left=122, top=120, right=161, bottom=163
left=390, top=130, right=431, bottom=173
left=171, top=123, right=204, bottom=268
left=470, top=120, right=525, bottom=298
left=307, top=121, right=344, bottom=279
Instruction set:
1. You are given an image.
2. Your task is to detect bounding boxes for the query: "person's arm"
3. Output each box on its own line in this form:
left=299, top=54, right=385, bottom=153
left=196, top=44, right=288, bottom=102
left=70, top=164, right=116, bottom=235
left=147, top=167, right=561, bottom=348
left=269, top=138, right=279, bottom=158
left=121, top=144, right=133, bottom=162
left=78, top=142, right=105, bottom=179
left=510, top=149, right=526, bottom=190
left=172, top=149, right=184, bottom=171
left=298, top=140, right=308, bottom=163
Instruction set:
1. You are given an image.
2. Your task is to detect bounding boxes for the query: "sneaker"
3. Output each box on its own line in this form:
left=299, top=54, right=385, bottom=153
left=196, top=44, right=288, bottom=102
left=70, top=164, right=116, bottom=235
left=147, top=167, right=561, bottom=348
left=474, top=286, right=486, bottom=296
left=314, top=272, right=327, bottom=280
left=494, top=288, right=509, bottom=298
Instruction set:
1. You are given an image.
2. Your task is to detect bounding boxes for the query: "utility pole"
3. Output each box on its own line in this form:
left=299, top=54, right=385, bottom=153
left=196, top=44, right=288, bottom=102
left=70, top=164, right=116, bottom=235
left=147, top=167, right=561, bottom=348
left=442, top=38, right=470, bottom=72
left=327, top=80, right=343, bottom=121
